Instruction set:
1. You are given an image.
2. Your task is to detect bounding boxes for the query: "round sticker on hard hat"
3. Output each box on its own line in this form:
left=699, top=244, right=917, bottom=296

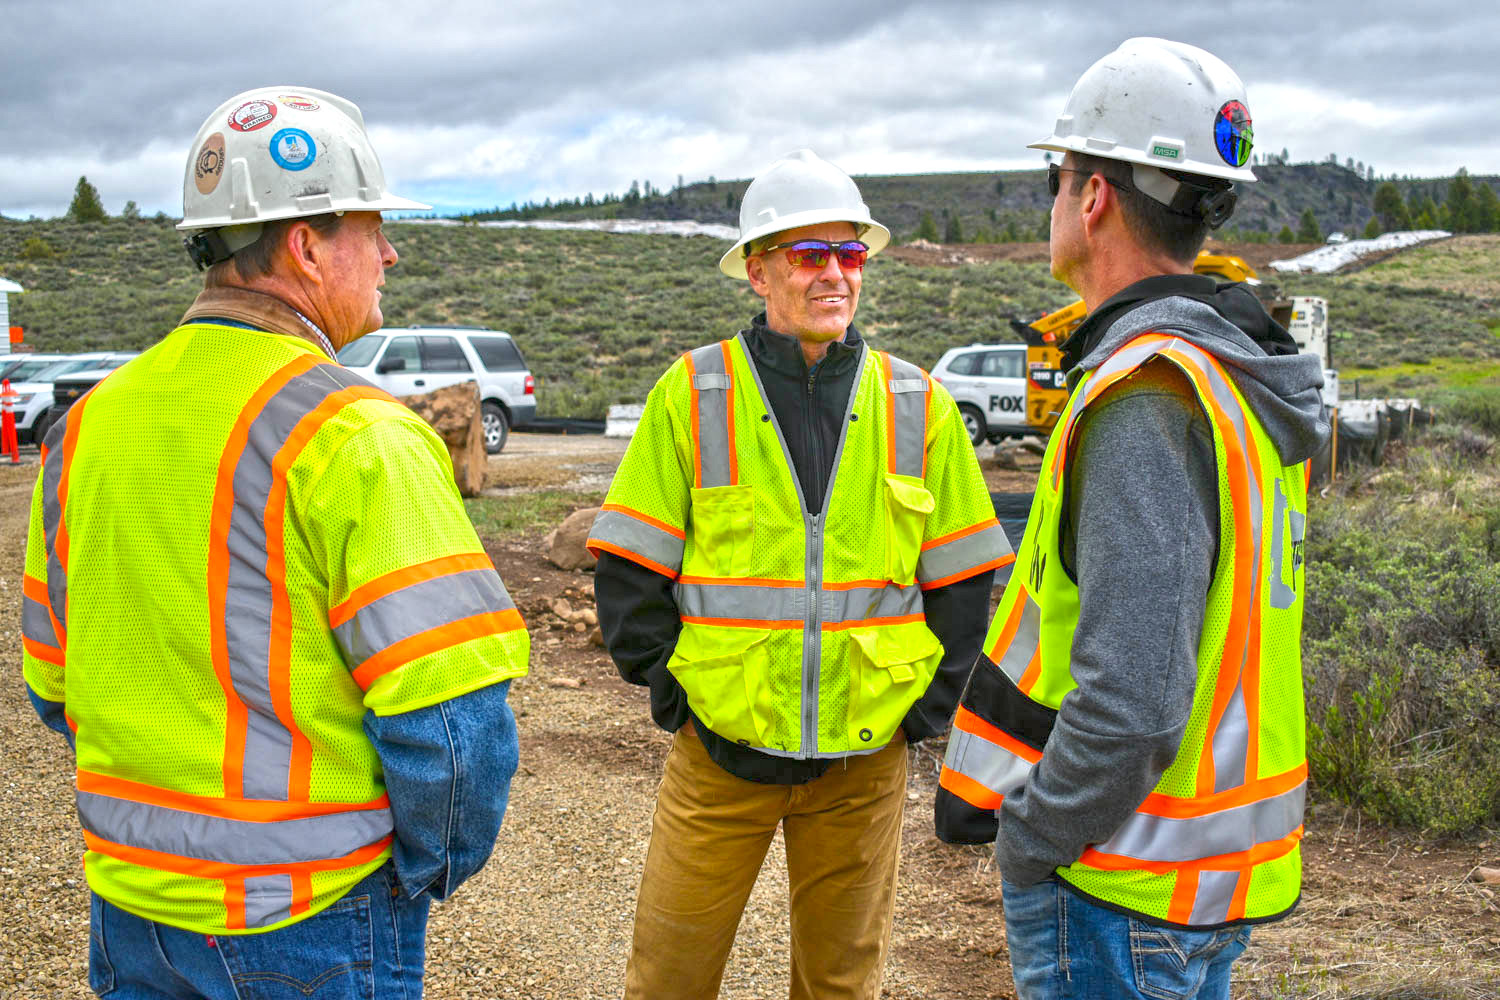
left=269, top=128, right=316, bottom=171
left=227, top=99, right=277, bottom=133
left=194, top=133, right=226, bottom=195
left=1214, top=100, right=1253, bottom=168
left=278, top=95, right=320, bottom=112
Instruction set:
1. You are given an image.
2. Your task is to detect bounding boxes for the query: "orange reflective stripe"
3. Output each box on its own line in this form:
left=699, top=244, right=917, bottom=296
left=76, top=770, right=391, bottom=823
left=1080, top=827, right=1301, bottom=874
left=83, top=830, right=392, bottom=881
left=225, top=877, right=247, bottom=931
left=291, top=871, right=313, bottom=918
left=683, top=350, right=702, bottom=489
left=1167, top=870, right=1199, bottom=924
left=1227, top=869, right=1252, bottom=921
left=209, top=353, right=320, bottom=798
left=922, top=375, right=932, bottom=480
left=938, top=765, right=1005, bottom=810
left=589, top=539, right=678, bottom=579
left=1016, top=645, right=1043, bottom=695
left=350, top=608, right=525, bottom=689
left=330, top=552, right=495, bottom=627
left=822, top=612, right=925, bottom=632
left=920, top=556, right=1011, bottom=591
left=880, top=352, right=897, bottom=475
left=23, top=637, right=65, bottom=666
left=822, top=578, right=892, bottom=591
left=600, top=503, right=686, bottom=540
left=953, top=706, right=1043, bottom=764
left=1136, top=763, right=1306, bottom=819
left=922, top=518, right=1002, bottom=551
left=1239, top=427, right=1268, bottom=787
left=680, top=616, right=801, bottom=629
left=719, top=339, right=738, bottom=486
left=677, top=574, right=802, bottom=588
left=986, top=586, right=1027, bottom=663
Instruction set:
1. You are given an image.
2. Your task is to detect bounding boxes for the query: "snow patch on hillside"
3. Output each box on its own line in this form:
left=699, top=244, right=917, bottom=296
left=393, top=217, right=738, bottom=240
left=1268, top=231, right=1451, bottom=274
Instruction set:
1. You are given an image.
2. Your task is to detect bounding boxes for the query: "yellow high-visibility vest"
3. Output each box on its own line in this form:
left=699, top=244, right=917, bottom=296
left=588, top=333, right=1007, bottom=757
left=22, top=322, right=529, bottom=935
left=938, top=334, right=1307, bottom=926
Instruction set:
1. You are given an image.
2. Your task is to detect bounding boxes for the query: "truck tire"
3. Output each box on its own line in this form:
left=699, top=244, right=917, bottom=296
left=958, top=403, right=987, bottom=446
left=482, top=401, right=509, bottom=454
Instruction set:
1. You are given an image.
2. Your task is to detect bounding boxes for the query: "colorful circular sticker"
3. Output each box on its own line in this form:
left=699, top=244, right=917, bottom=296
left=1214, top=100, right=1253, bottom=168
left=194, top=132, right=226, bottom=195
left=278, top=94, right=321, bottom=112
left=227, top=99, right=277, bottom=133
left=269, top=128, right=316, bottom=171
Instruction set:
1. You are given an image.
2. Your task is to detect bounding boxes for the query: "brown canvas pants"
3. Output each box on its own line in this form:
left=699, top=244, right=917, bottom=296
left=624, top=723, right=908, bottom=1000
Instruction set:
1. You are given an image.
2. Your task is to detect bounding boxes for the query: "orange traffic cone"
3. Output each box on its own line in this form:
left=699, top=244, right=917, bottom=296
left=1, top=378, right=20, bottom=463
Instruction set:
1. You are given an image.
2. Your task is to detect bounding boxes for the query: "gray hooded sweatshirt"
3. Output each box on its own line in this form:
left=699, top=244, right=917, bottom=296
left=995, top=275, right=1330, bottom=897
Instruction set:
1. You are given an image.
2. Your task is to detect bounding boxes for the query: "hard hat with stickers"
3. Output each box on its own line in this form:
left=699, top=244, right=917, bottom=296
left=178, top=87, right=429, bottom=270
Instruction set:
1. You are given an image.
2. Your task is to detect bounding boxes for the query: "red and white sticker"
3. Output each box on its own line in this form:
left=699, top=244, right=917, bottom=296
left=194, top=132, right=226, bottom=195
left=227, top=99, right=277, bottom=132
left=278, top=94, right=320, bottom=112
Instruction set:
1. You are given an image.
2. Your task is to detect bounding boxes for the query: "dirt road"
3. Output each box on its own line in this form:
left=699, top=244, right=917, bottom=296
left=3, top=437, right=1498, bottom=998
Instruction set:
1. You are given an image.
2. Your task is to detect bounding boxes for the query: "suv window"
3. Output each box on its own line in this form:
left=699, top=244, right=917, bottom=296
left=947, top=352, right=982, bottom=376
left=420, top=336, right=472, bottom=373
left=469, top=335, right=526, bottom=372
left=381, top=337, right=422, bottom=373
left=338, top=335, right=385, bottom=368
left=980, top=351, right=1024, bottom=379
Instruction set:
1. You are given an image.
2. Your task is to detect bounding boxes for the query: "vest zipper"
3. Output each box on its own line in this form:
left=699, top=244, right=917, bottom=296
left=803, top=514, right=823, bottom=756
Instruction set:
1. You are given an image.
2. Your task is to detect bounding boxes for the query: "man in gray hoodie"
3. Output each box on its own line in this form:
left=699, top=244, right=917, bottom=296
left=936, top=39, right=1330, bottom=1000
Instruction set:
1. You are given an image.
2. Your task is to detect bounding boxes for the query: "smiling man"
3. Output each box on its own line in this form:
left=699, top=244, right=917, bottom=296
left=588, top=149, right=1007, bottom=999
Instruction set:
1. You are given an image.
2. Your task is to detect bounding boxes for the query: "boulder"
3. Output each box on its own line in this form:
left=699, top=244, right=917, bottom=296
left=548, top=507, right=602, bottom=571
left=398, top=381, right=485, bottom=497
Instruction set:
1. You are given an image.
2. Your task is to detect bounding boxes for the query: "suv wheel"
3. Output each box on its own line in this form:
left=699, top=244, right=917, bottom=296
left=481, top=401, right=509, bottom=454
left=958, top=403, right=987, bottom=446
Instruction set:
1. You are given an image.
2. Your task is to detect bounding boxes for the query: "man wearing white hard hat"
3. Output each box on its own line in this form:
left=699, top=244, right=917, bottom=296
left=934, top=39, right=1329, bottom=999
left=21, top=87, right=529, bottom=995
left=589, top=149, right=1006, bottom=998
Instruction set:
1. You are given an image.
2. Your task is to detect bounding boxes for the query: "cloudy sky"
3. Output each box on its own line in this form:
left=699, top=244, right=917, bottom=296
left=2, top=0, right=1494, bottom=219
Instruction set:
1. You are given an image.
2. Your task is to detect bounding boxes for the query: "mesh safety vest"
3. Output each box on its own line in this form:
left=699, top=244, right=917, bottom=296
left=21, top=322, right=529, bottom=935
left=588, top=333, right=1007, bottom=757
left=937, top=334, right=1307, bottom=927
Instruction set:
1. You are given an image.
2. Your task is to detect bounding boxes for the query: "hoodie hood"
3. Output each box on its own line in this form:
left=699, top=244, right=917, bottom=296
left=1069, top=275, right=1330, bottom=465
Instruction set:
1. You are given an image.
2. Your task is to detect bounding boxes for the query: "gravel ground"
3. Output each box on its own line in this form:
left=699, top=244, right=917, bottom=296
left=4, top=441, right=1500, bottom=999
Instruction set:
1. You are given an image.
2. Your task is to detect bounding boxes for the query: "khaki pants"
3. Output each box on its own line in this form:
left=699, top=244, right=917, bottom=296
left=624, top=724, right=908, bottom=1000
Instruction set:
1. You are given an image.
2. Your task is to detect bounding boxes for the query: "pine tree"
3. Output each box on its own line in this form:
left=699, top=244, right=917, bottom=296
left=915, top=211, right=939, bottom=242
left=1445, top=169, right=1476, bottom=233
left=1474, top=183, right=1499, bottom=233
left=67, top=176, right=107, bottom=222
left=1373, top=182, right=1409, bottom=231
left=1277, top=224, right=1296, bottom=243
left=943, top=213, right=964, bottom=244
left=1296, top=208, right=1321, bottom=242
left=1363, top=217, right=1382, bottom=239
left=121, top=200, right=140, bottom=220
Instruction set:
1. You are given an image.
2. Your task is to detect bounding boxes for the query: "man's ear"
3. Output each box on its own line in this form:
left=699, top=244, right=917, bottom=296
left=280, top=220, right=323, bottom=284
left=745, top=252, right=770, bottom=297
left=1079, top=175, right=1113, bottom=240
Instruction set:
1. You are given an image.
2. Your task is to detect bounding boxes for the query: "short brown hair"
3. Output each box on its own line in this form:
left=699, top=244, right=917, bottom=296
left=1069, top=154, right=1209, bottom=265
left=206, top=213, right=344, bottom=286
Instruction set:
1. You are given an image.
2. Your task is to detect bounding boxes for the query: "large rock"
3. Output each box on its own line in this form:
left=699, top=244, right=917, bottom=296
left=398, top=381, right=486, bottom=497
left=547, top=507, right=602, bottom=571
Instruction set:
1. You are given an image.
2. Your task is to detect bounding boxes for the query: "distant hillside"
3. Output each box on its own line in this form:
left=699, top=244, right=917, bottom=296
left=470, top=163, right=1500, bottom=246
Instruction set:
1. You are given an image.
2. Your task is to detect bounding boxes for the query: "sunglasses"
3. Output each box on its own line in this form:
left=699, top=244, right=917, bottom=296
left=1047, top=163, right=1130, bottom=198
left=759, top=239, right=869, bottom=270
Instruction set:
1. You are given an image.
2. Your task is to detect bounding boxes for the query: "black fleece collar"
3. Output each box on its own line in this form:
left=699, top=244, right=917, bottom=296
left=744, top=313, right=864, bottom=377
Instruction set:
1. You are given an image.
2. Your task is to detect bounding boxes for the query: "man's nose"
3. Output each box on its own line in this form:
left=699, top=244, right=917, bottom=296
left=814, top=251, right=845, bottom=284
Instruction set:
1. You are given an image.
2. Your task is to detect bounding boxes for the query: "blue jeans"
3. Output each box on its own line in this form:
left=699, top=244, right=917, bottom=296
left=88, top=862, right=430, bottom=999
left=1002, top=878, right=1251, bottom=1000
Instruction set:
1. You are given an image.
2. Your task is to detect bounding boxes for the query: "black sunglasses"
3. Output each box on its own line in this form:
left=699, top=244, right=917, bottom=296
left=1047, top=163, right=1130, bottom=198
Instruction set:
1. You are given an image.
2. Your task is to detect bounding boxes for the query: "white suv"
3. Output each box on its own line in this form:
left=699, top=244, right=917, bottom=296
left=338, top=327, right=536, bottom=453
left=931, top=343, right=1030, bottom=445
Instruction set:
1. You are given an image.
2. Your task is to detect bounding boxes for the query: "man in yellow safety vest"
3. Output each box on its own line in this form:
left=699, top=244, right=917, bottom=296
left=935, top=39, right=1330, bottom=999
left=21, top=87, right=529, bottom=996
left=588, top=149, right=1008, bottom=999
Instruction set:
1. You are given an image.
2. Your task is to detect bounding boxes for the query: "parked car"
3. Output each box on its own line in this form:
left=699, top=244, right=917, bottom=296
left=16, top=353, right=137, bottom=444
left=930, top=343, right=1030, bottom=445
left=0, top=353, right=71, bottom=384
left=337, top=327, right=536, bottom=453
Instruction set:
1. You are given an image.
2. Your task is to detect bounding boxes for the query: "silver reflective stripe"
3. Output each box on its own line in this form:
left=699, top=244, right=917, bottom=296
left=23, top=594, right=60, bottom=649
left=334, top=568, right=515, bottom=668
left=942, top=728, right=1034, bottom=798
left=243, top=874, right=294, bottom=929
left=689, top=343, right=733, bottom=489
left=1212, top=681, right=1251, bottom=796
left=996, top=596, right=1041, bottom=684
left=588, top=509, right=684, bottom=575
left=885, top=355, right=928, bottom=479
left=1094, top=780, right=1305, bottom=864
left=1189, top=871, right=1241, bottom=925
left=76, top=790, right=394, bottom=866
left=40, top=417, right=69, bottom=635
left=674, top=580, right=919, bottom=625
left=917, top=523, right=1011, bottom=586
left=223, top=362, right=375, bottom=800
left=1269, top=478, right=1305, bottom=611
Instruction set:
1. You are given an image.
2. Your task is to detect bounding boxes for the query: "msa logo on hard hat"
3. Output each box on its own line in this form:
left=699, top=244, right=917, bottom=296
left=1214, top=101, right=1253, bottom=168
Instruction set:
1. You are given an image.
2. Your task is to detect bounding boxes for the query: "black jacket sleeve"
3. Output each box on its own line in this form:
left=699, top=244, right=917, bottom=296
left=902, top=569, right=996, bottom=742
left=593, top=551, right=689, bottom=733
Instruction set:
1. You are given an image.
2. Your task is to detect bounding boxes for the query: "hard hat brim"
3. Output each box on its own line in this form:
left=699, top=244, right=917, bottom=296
left=177, top=193, right=432, bottom=232
left=1026, top=136, right=1258, bottom=184
left=719, top=212, right=892, bottom=279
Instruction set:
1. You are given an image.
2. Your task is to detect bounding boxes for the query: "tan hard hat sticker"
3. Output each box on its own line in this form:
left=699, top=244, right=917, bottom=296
left=194, top=132, right=226, bottom=194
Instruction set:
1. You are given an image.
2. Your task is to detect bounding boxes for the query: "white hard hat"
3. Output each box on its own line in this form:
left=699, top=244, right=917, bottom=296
left=178, top=87, right=429, bottom=267
left=719, top=149, right=891, bottom=279
left=1030, top=37, right=1256, bottom=214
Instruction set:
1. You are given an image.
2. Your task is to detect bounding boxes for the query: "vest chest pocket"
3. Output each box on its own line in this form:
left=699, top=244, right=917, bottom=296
left=667, top=624, right=775, bottom=747
left=883, top=475, right=934, bottom=586
left=847, top=620, right=944, bottom=748
left=686, top=484, right=755, bottom=578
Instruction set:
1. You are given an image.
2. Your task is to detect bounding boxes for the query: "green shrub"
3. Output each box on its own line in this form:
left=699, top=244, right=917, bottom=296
left=1428, top=382, right=1500, bottom=436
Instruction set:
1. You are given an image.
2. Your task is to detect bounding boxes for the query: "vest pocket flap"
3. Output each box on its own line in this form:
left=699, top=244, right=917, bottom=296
left=668, top=624, right=774, bottom=747
left=883, top=475, right=934, bottom=586
left=671, top=623, right=769, bottom=666
left=884, top=474, right=935, bottom=515
left=848, top=621, right=944, bottom=678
